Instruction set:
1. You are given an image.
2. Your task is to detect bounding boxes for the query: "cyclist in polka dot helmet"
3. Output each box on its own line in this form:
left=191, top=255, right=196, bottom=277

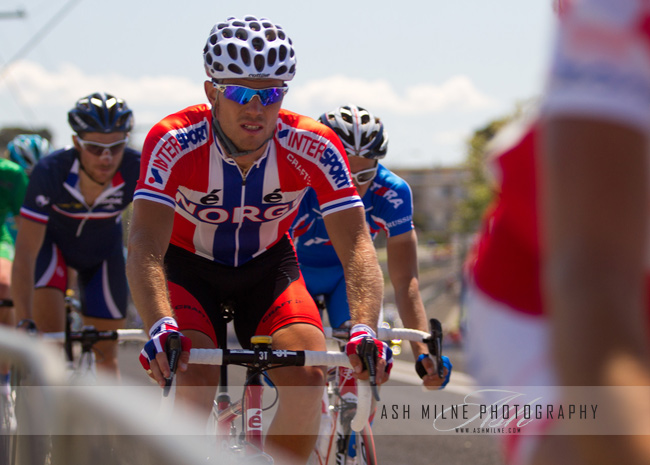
left=130, top=14, right=390, bottom=465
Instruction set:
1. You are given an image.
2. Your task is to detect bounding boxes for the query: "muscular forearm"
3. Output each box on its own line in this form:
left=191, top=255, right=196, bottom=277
left=387, top=231, right=429, bottom=359
left=125, top=244, right=173, bottom=331
left=10, top=258, right=35, bottom=322
left=393, top=279, right=429, bottom=358
left=344, top=241, right=383, bottom=331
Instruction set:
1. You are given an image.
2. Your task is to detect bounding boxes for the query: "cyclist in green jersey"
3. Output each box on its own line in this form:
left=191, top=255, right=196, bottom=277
left=0, top=134, right=51, bottom=433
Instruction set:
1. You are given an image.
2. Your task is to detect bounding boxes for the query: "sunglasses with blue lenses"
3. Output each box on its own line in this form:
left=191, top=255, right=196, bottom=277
left=214, top=83, right=288, bottom=106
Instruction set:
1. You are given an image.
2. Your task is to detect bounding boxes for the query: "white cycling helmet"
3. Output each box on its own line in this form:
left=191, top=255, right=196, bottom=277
left=203, top=16, right=297, bottom=81
left=318, top=105, right=388, bottom=159
left=7, top=134, right=52, bottom=173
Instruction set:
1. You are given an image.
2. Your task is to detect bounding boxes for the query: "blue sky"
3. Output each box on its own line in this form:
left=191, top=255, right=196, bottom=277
left=0, top=0, right=555, bottom=168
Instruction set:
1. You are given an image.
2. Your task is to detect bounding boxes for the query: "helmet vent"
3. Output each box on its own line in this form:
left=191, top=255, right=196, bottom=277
left=241, top=48, right=251, bottom=66
left=268, top=48, right=277, bottom=66
left=227, top=43, right=238, bottom=60
left=249, top=21, right=261, bottom=32
left=254, top=54, right=265, bottom=73
left=228, top=64, right=243, bottom=75
left=265, top=29, right=277, bottom=41
left=252, top=37, right=265, bottom=51
left=235, top=28, right=248, bottom=40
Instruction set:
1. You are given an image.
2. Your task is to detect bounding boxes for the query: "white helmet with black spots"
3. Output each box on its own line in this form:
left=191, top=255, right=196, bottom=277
left=203, top=16, right=297, bottom=81
left=318, top=105, right=388, bottom=159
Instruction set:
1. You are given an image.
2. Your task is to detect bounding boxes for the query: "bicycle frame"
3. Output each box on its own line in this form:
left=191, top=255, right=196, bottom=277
left=188, top=342, right=372, bottom=464
left=210, top=307, right=270, bottom=461
left=313, top=320, right=444, bottom=465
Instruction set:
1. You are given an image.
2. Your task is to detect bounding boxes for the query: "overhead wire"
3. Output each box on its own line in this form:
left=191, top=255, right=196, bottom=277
left=0, top=0, right=82, bottom=80
left=0, top=0, right=82, bottom=128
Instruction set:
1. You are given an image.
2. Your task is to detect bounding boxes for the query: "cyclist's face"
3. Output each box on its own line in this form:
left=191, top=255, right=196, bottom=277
left=206, top=78, right=284, bottom=158
left=73, top=132, right=127, bottom=185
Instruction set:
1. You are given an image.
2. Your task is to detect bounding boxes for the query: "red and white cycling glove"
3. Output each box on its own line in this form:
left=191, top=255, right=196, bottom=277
left=345, top=324, right=393, bottom=376
left=139, top=316, right=192, bottom=372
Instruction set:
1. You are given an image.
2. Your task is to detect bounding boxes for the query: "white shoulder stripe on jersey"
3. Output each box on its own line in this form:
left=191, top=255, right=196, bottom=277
left=321, top=197, right=364, bottom=217
left=320, top=195, right=361, bottom=211
left=20, top=207, right=48, bottom=223
left=133, top=190, right=176, bottom=209
left=51, top=206, right=122, bottom=220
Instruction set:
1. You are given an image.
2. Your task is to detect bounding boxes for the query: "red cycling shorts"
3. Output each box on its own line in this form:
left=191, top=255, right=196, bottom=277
left=164, top=235, right=323, bottom=348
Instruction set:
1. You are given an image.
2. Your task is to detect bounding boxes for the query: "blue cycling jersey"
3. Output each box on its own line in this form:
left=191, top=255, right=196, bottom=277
left=292, top=163, right=414, bottom=267
left=291, top=163, right=414, bottom=327
left=20, top=147, right=140, bottom=269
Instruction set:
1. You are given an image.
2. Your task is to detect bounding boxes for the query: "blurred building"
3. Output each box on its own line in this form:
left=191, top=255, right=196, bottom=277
left=391, top=166, right=471, bottom=237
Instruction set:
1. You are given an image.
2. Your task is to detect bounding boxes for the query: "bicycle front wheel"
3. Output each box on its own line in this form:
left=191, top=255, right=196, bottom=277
left=357, top=425, right=377, bottom=465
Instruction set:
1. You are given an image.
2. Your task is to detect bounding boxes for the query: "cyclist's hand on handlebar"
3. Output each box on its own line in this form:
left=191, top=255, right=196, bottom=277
left=345, top=324, right=393, bottom=384
left=139, top=316, right=191, bottom=388
left=416, top=354, right=452, bottom=390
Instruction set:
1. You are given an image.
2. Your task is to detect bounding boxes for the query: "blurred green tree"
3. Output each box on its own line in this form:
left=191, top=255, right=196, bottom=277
left=453, top=104, right=527, bottom=234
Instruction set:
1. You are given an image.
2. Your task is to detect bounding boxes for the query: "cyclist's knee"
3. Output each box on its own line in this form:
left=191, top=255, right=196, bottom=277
left=276, top=365, right=326, bottom=389
left=302, top=365, right=326, bottom=388
left=0, top=280, right=10, bottom=299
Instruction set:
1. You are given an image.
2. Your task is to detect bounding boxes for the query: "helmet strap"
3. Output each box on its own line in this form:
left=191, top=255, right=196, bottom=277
left=210, top=100, right=273, bottom=159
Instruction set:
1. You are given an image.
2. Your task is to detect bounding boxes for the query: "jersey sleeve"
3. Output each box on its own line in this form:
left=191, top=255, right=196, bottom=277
left=9, top=168, right=28, bottom=217
left=134, top=108, right=211, bottom=209
left=371, top=169, right=415, bottom=238
left=276, top=113, right=363, bottom=217
left=20, top=159, right=55, bottom=224
left=542, top=0, right=650, bottom=131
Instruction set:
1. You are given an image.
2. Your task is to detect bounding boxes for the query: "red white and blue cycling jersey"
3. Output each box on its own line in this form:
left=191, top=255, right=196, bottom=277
left=292, top=163, right=414, bottom=268
left=135, top=105, right=362, bottom=267
left=469, top=0, right=650, bottom=318
left=544, top=0, right=650, bottom=132
left=467, top=116, right=542, bottom=315
left=466, top=2, right=650, bottom=463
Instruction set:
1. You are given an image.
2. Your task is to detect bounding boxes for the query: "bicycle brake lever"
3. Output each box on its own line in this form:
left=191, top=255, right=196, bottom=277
left=163, top=333, right=182, bottom=397
left=357, top=336, right=381, bottom=401
left=429, top=318, right=444, bottom=378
